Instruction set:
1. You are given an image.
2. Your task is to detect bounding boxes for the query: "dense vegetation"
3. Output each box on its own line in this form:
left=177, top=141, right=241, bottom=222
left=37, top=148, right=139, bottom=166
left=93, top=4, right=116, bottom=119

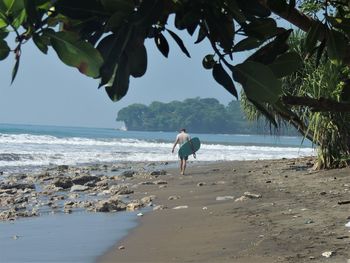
left=117, top=98, right=298, bottom=135
left=241, top=31, right=350, bottom=168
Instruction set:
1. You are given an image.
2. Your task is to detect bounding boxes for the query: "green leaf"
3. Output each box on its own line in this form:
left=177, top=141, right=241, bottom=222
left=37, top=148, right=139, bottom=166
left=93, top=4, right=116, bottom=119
left=268, top=52, right=302, bottom=78
left=97, top=26, right=132, bottom=87
left=11, top=9, right=26, bottom=29
left=244, top=18, right=278, bottom=40
left=206, top=13, right=234, bottom=52
left=128, top=43, right=147, bottom=78
left=232, top=37, right=261, bottom=52
left=0, top=38, right=9, bottom=60
left=212, top=63, right=238, bottom=99
left=24, top=0, right=39, bottom=24
left=175, top=10, right=199, bottom=31
left=226, top=0, right=246, bottom=24
left=155, top=33, right=169, bottom=58
left=105, top=54, right=130, bottom=101
left=1, top=0, right=24, bottom=14
left=11, top=52, right=20, bottom=84
left=232, top=61, right=282, bottom=104
left=0, top=0, right=26, bottom=28
left=304, top=22, right=323, bottom=55
left=327, top=29, right=347, bottom=65
left=186, top=22, right=198, bottom=36
left=46, top=31, right=103, bottom=78
left=97, top=34, right=118, bottom=87
left=166, top=29, right=190, bottom=58
left=32, top=33, right=49, bottom=54
left=247, top=29, right=292, bottom=65
left=0, top=29, right=8, bottom=39
left=0, top=17, right=7, bottom=28
left=194, top=26, right=206, bottom=44
left=105, top=11, right=127, bottom=31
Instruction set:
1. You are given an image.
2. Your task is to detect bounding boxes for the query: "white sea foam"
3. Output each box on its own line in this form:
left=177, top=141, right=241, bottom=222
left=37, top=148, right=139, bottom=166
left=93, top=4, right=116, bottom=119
left=0, top=132, right=315, bottom=171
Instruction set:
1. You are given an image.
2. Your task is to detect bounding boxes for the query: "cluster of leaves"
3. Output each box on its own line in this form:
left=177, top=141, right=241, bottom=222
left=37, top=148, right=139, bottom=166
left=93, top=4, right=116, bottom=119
left=117, top=97, right=299, bottom=135
left=0, top=0, right=304, bottom=106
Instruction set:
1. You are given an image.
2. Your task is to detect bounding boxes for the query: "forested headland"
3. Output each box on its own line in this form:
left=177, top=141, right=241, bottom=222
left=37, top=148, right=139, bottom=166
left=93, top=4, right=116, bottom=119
left=117, top=98, right=298, bottom=135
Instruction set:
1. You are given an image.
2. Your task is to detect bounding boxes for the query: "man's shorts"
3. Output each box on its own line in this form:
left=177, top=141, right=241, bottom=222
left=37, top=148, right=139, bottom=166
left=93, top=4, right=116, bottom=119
left=179, top=155, right=188, bottom=161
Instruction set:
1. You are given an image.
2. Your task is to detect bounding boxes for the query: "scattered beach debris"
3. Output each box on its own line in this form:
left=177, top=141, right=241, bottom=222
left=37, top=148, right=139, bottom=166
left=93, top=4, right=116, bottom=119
left=72, top=174, right=100, bottom=185
left=141, top=195, right=156, bottom=204
left=150, top=170, right=166, bottom=176
left=153, top=205, right=167, bottom=211
left=244, top=192, right=262, bottom=199
left=336, top=236, right=349, bottom=239
left=202, top=206, right=208, bottom=210
left=338, top=200, right=350, bottom=205
left=168, top=195, right=181, bottom=200
left=154, top=180, right=167, bottom=185
left=118, top=245, right=125, bottom=250
left=70, top=185, right=89, bottom=192
left=345, top=221, right=350, bottom=227
left=235, top=196, right=248, bottom=202
left=139, top=181, right=154, bottom=185
left=197, top=182, right=206, bottom=187
left=172, top=205, right=188, bottom=210
left=12, top=235, right=19, bottom=240
left=216, top=196, right=234, bottom=201
left=305, top=219, right=314, bottom=224
left=126, top=201, right=142, bottom=211
left=214, top=181, right=226, bottom=185
left=137, top=212, right=143, bottom=217
left=121, top=170, right=135, bottom=178
left=321, top=251, right=334, bottom=258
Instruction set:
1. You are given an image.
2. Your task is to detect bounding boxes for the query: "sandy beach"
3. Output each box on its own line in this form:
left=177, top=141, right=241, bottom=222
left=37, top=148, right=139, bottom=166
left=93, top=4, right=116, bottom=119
left=99, top=158, right=350, bottom=263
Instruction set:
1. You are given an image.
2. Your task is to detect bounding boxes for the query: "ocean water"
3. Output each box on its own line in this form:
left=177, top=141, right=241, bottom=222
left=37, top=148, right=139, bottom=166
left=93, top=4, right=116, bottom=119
left=0, top=123, right=314, bottom=174
left=0, top=212, right=139, bottom=263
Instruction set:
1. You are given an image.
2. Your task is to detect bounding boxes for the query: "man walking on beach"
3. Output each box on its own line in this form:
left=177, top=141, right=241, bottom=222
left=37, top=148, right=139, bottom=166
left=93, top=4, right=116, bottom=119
left=172, top=128, right=194, bottom=175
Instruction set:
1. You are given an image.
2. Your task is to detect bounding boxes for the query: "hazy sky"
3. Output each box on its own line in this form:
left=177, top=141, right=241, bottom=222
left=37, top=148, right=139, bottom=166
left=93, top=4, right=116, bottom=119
left=0, top=28, right=244, bottom=128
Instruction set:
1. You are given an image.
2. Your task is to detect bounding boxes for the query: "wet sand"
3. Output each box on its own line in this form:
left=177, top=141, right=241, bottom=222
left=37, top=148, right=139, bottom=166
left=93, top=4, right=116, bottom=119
left=99, top=158, right=350, bottom=263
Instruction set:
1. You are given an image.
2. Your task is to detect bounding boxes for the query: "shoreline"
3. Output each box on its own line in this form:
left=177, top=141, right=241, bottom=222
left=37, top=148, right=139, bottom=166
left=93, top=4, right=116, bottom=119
left=98, top=158, right=350, bottom=263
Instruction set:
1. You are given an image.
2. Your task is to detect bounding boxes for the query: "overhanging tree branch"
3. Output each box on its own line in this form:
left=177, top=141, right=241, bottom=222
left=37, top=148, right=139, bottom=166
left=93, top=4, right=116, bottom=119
left=262, top=0, right=350, bottom=65
left=282, top=95, right=350, bottom=112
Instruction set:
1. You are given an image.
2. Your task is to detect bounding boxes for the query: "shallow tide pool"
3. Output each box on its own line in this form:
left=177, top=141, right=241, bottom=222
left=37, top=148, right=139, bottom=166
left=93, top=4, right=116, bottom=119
left=0, top=211, right=138, bottom=263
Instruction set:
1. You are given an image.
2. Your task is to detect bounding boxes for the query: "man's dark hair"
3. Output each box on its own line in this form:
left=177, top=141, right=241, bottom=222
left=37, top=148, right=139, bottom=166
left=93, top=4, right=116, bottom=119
left=180, top=128, right=186, bottom=132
